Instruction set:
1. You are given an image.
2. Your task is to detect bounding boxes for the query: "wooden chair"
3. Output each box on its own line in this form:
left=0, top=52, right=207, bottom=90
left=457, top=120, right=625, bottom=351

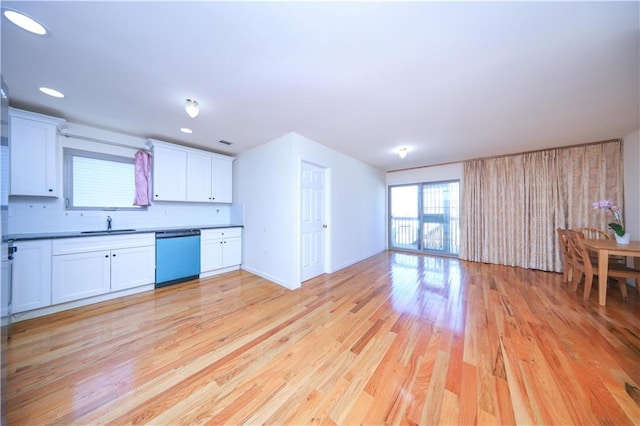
left=573, top=226, right=626, bottom=264
left=567, top=230, right=640, bottom=302
left=556, top=228, right=574, bottom=284
left=573, top=226, right=612, bottom=240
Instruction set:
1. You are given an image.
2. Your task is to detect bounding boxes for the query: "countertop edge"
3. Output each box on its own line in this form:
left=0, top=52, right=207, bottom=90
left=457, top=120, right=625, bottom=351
left=4, top=224, right=244, bottom=242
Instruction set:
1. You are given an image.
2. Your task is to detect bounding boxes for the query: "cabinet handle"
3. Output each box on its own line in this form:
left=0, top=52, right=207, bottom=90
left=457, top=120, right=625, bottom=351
left=112, top=254, right=116, bottom=257
left=105, top=254, right=109, bottom=258
left=155, top=194, right=159, bottom=197
left=48, top=188, right=53, bottom=192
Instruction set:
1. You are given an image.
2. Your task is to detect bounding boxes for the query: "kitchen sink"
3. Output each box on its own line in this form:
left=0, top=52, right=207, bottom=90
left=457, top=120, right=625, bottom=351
left=80, top=229, right=137, bottom=235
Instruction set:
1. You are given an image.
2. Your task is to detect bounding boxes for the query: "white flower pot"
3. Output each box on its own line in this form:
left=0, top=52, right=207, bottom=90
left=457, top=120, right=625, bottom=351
left=615, top=233, right=631, bottom=244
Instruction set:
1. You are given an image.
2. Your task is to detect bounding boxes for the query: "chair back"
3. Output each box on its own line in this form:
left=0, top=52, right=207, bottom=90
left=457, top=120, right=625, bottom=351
left=567, top=230, right=592, bottom=268
left=573, top=226, right=611, bottom=240
left=557, top=228, right=572, bottom=262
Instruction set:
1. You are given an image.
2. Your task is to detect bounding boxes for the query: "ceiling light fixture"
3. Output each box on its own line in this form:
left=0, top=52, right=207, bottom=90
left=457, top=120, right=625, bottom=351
left=185, top=98, right=199, bottom=118
left=3, top=9, right=47, bottom=35
left=39, top=87, right=65, bottom=98
left=180, top=128, right=193, bottom=134
left=398, top=147, right=408, bottom=159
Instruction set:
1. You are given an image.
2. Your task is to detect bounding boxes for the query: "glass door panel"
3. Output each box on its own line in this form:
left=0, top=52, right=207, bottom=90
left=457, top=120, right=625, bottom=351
left=389, top=185, right=420, bottom=250
left=422, top=181, right=459, bottom=254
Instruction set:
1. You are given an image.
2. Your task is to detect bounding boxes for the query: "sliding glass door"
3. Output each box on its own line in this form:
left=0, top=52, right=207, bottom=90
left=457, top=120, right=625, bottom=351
left=389, top=185, right=420, bottom=250
left=389, top=180, right=459, bottom=255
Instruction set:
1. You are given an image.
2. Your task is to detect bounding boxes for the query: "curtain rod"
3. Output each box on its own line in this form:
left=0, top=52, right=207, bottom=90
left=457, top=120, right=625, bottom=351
left=387, top=138, right=622, bottom=173
left=58, top=131, right=151, bottom=152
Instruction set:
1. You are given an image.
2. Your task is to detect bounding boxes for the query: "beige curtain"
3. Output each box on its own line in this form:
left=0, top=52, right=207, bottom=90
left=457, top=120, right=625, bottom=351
left=459, top=140, right=623, bottom=272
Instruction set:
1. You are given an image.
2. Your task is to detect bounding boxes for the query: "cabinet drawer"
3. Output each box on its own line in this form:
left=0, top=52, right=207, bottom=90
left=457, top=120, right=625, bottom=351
left=52, top=233, right=155, bottom=255
left=201, top=227, right=242, bottom=240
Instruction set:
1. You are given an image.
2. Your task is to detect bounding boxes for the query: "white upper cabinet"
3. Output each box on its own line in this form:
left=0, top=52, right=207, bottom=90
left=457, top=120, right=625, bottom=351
left=152, top=142, right=187, bottom=201
left=186, top=151, right=213, bottom=202
left=212, top=157, right=233, bottom=203
left=151, top=139, right=234, bottom=203
left=9, top=108, right=65, bottom=197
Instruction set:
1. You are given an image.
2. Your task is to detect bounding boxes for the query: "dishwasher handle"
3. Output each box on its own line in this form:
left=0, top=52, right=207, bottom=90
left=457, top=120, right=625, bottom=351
left=155, top=229, right=201, bottom=239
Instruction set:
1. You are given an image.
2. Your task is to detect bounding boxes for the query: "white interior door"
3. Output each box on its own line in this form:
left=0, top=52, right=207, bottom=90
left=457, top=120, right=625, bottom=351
left=301, top=162, right=325, bottom=282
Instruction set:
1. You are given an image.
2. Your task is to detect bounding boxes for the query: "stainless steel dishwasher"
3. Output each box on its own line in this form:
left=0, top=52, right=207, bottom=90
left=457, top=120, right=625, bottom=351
left=155, top=229, right=201, bottom=288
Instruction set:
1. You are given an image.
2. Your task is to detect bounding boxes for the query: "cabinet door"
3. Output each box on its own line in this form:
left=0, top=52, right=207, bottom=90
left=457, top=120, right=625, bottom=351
left=212, top=158, right=233, bottom=203
left=111, top=246, right=155, bottom=291
left=186, top=152, right=213, bottom=202
left=222, top=237, right=242, bottom=268
left=10, top=116, right=58, bottom=196
left=12, top=240, right=52, bottom=313
left=52, top=251, right=111, bottom=304
left=201, top=237, right=224, bottom=273
left=153, top=145, right=187, bottom=201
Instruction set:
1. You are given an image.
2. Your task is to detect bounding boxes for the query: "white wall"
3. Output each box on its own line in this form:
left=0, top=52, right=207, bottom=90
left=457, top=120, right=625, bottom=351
left=291, top=133, right=387, bottom=275
left=235, top=132, right=386, bottom=290
left=623, top=130, right=640, bottom=242
left=233, top=133, right=297, bottom=288
left=8, top=122, right=233, bottom=234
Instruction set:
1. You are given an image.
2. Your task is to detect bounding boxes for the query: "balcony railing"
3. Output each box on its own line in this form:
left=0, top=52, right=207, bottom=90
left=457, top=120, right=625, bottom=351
left=390, top=216, right=459, bottom=255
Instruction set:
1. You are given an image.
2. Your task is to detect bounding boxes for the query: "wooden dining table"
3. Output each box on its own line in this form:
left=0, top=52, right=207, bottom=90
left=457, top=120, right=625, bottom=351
left=582, top=239, right=640, bottom=306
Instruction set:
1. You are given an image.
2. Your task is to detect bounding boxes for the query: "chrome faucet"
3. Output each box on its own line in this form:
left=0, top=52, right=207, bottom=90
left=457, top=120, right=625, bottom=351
left=107, top=216, right=112, bottom=232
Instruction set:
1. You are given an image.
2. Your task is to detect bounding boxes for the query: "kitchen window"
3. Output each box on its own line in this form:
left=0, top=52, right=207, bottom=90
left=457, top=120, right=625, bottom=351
left=63, top=148, right=141, bottom=210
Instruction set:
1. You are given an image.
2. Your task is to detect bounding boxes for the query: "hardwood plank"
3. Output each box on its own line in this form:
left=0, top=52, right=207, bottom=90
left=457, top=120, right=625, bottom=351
left=5, top=252, right=640, bottom=425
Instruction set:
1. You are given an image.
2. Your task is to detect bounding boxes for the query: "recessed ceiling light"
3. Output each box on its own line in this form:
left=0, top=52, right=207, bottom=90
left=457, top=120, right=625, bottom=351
left=39, top=87, right=64, bottom=98
left=180, top=128, right=193, bottom=134
left=3, top=9, right=47, bottom=35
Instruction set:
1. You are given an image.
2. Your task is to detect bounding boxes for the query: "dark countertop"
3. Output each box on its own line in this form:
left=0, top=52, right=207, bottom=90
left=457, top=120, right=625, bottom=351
left=5, top=224, right=244, bottom=242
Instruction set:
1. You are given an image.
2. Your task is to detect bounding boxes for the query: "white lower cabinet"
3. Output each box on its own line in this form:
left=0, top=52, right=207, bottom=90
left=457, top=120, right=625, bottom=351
left=12, top=240, right=52, bottom=313
left=110, top=246, right=155, bottom=291
left=201, top=228, right=242, bottom=274
left=52, top=233, right=155, bottom=304
left=223, top=237, right=242, bottom=267
left=52, top=250, right=111, bottom=304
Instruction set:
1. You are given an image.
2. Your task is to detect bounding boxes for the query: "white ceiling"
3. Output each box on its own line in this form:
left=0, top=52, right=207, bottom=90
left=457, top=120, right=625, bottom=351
left=2, top=1, right=638, bottom=171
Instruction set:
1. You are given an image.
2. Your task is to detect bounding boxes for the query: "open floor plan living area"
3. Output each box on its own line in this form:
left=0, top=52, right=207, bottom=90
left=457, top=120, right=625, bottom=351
left=1, top=1, right=639, bottom=424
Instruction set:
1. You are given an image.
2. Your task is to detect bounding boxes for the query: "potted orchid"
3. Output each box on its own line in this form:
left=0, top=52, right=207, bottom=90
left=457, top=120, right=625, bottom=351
left=592, top=199, right=630, bottom=244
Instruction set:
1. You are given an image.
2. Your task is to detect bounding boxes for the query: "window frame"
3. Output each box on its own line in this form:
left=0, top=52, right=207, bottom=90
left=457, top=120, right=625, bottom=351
left=63, top=148, right=143, bottom=211
left=388, top=179, right=460, bottom=256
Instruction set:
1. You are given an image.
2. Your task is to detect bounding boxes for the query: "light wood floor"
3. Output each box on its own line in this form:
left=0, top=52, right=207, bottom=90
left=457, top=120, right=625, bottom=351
left=6, top=251, right=640, bottom=425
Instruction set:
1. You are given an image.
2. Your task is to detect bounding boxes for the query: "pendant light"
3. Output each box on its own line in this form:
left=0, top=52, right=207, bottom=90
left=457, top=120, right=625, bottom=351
left=185, top=98, right=199, bottom=118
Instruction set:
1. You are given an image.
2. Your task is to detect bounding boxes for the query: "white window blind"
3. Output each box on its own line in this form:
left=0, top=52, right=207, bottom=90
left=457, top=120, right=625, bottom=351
left=64, top=148, right=140, bottom=210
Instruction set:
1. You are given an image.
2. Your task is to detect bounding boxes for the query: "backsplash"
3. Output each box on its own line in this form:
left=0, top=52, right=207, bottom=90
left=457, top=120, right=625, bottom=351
left=8, top=197, right=237, bottom=234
